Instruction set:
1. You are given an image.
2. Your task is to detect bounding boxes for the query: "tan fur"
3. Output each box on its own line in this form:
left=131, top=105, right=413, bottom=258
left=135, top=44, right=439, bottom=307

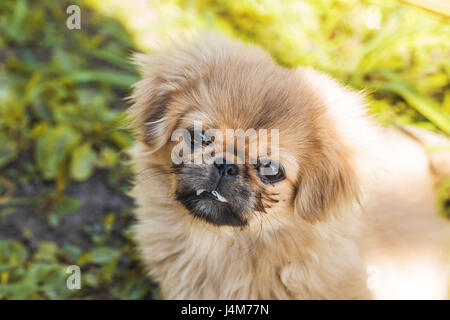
left=127, top=35, right=450, bottom=299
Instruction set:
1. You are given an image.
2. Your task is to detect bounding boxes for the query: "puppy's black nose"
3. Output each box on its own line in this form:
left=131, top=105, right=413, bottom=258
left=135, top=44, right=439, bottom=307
left=214, top=160, right=239, bottom=176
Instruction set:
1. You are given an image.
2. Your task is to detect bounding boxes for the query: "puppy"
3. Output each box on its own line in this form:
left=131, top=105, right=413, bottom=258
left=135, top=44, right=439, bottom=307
left=127, top=35, right=450, bottom=299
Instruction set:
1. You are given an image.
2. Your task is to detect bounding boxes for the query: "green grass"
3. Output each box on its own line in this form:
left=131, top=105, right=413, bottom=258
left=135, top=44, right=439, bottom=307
left=0, top=0, right=155, bottom=299
left=0, top=0, right=449, bottom=299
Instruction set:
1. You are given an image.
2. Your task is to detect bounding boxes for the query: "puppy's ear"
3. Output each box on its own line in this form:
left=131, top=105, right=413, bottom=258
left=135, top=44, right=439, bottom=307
left=127, top=52, right=188, bottom=152
left=294, top=141, right=361, bottom=223
left=292, top=66, right=369, bottom=222
left=127, top=35, right=234, bottom=151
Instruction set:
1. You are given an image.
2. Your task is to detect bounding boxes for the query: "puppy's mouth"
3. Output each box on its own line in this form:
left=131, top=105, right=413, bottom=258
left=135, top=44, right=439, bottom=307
left=176, top=189, right=246, bottom=227
left=174, top=162, right=254, bottom=227
left=196, top=189, right=228, bottom=203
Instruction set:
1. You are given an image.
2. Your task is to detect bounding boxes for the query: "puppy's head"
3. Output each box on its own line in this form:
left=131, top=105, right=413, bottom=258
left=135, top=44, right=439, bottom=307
left=129, top=35, right=365, bottom=228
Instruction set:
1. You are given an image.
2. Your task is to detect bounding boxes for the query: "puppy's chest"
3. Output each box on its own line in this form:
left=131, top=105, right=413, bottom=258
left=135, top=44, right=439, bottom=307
left=141, top=208, right=368, bottom=299
left=148, top=228, right=304, bottom=299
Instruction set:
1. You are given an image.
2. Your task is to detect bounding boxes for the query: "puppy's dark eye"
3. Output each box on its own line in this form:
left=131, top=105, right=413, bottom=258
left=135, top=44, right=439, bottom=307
left=257, top=161, right=285, bottom=184
left=188, top=129, right=211, bottom=149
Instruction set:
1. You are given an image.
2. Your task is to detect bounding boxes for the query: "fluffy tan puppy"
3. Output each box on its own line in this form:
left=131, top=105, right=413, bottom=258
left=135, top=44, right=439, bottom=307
left=127, top=35, right=450, bottom=299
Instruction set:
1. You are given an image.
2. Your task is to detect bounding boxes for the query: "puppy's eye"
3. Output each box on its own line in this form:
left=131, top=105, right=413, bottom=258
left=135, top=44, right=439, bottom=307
left=188, top=129, right=211, bottom=148
left=257, top=161, right=285, bottom=184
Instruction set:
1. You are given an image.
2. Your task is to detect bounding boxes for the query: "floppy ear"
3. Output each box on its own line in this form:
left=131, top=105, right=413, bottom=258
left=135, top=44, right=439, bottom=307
left=294, top=143, right=361, bottom=222
left=127, top=35, right=239, bottom=151
left=127, top=52, right=188, bottom=152
left=292, top=66, right=370, bottom=222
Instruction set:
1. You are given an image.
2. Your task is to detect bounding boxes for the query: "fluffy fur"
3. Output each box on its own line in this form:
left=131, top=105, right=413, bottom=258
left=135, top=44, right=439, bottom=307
left=127, top=35, right=450, bottom=299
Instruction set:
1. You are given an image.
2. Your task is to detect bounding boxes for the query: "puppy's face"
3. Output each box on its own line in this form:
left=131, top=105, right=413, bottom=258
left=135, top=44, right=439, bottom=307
left=129, top=36, right=361, bottom=228
left=172, top=125, right=291, bottom=227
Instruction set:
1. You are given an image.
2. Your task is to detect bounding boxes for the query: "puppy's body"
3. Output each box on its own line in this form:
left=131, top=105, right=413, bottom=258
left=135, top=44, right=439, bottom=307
left=359, top=127, right=450, bottom=299
left=132, top=141, right=370, bottom=299
left=128, top=36, right=450, bottom=299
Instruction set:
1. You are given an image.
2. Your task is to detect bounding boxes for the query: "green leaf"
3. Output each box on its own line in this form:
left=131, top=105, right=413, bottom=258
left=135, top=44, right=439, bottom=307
left=48, top=196, right=81, bottom=228
left=61, top=245, right=82, bottom=263
left=90, top=247, right=120, bottom=265
left=61, top=70, right=138, bottom=88
left=0, top=240, right=28, bottom=266
left=364, top=71, right=450, bottom=135
left=0, top=137, right=18, bottom=168
left=52, top=196, right=82, bottom=215
left=35, top=125, right=80, bottom=180
left=34, top=242, right=59, bottom=262
left=70, top=143, right=98, bottom=181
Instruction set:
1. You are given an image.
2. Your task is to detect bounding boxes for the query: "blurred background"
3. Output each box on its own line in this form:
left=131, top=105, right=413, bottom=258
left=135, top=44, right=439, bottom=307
left=0, top=0, right=449, bottom=299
